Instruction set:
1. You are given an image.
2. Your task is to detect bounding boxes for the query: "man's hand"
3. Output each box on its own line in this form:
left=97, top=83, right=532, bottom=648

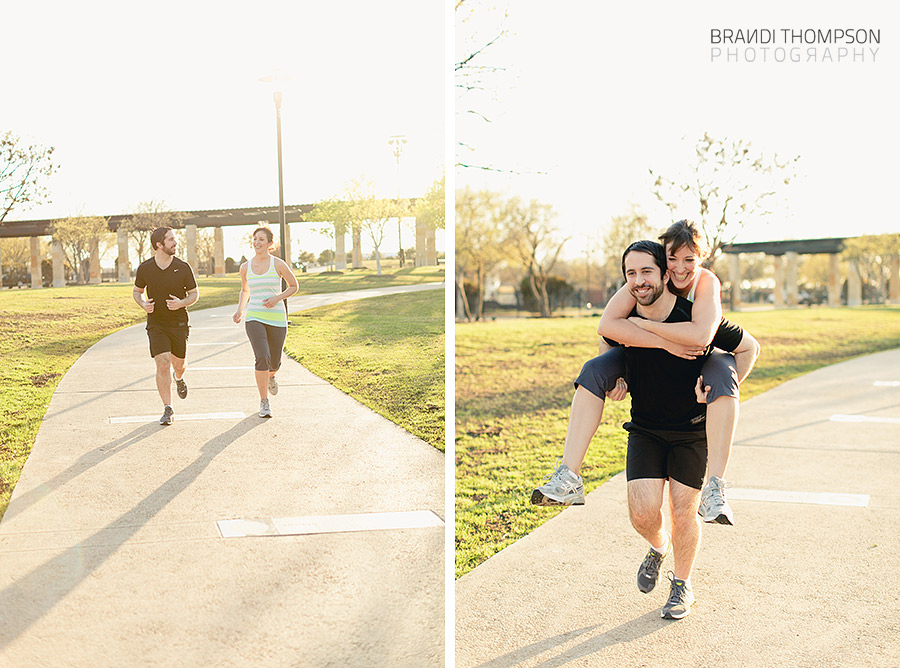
left=606, top=377, right=628, bottom=401
left=664, top=340, right=705, bottom=360
left=166, top=294, right=184, bottom=310
left=695, top=375, right=711, bottom=404
left=141, top=298, right=155, bottom=314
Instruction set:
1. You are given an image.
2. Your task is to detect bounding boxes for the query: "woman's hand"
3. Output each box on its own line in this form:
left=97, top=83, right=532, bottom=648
left=262, top=296, right=279, bottom=309
left=664, top=340, right=706, bottom=360
left=605, top=377, right=628, bottom=401
left=233, top=310, right=242, bottom=324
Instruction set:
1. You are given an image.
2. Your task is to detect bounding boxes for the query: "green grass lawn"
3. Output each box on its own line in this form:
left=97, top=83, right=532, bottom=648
left=284, top=290, right=444, bottom=450
left=455, top=306, right=900, bottom=578
left=0, top=264, right=443, bottom=519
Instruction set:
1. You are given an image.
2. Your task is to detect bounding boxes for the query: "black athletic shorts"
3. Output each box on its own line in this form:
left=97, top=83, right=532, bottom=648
left=624, top=422, right=707, bottom=490
left=146, top=320, right=189, bottom=359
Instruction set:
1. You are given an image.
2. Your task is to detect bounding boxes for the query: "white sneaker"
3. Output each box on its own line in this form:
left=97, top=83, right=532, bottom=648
left=531, top=461, right=585, bottom=506
left=699, top=476, right=734, bottom=525
left=259, top=399, right=272, bottom=418
left=268, top=376, right=278, bottom=396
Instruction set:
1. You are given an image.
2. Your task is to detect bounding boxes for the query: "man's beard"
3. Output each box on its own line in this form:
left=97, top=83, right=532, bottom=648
left=163, top=245, right=176, bottom=256
left=630, top=281, right=664, bottom=305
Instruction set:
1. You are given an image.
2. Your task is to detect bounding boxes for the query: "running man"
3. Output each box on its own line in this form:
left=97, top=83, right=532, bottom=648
left=133, top=226, right=199, bottom=425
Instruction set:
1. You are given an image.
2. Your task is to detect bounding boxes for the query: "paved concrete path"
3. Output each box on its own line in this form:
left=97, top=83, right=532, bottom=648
left=0, top=283, right=444, bottom=668
left=457, top=347, right=900, bottom=668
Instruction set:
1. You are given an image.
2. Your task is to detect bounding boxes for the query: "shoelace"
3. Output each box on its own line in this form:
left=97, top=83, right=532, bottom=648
left=665, top=572, right=687, bottom=604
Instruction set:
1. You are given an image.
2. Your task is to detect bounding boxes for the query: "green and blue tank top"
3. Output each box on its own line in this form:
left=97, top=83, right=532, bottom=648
left=245, top=255, right=287, bottom=327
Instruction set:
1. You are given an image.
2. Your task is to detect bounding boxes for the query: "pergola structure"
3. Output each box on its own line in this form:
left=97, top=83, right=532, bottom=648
left=721, top=238, right=900, bottom=308
left=1, top=203, right=438, bottom=288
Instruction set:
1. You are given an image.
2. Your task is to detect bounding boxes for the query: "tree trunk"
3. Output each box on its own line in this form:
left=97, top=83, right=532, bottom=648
left=456, top=271, right=473, bottom=321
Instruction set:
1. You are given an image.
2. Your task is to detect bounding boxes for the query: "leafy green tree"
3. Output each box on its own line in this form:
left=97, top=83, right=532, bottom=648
left=842, top=233, right=900, bottom=303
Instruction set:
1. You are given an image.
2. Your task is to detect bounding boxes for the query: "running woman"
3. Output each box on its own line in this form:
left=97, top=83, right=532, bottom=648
left=133, top=227, right=199, bottom=425
left=233, top=226, right=298, bottom=418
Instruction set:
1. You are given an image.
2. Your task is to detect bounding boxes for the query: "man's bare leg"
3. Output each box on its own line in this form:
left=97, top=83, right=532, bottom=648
left=668, top=480, right=702, bottom=581
left=154, top=352, right=173, bottom=406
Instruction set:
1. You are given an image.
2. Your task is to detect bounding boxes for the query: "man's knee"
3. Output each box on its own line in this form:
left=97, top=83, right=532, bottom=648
left=154, top=353, right=172, bottom=370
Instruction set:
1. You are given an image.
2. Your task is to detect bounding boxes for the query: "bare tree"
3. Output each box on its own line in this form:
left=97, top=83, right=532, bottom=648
left=195, top=228, right=216, bottom=276
left=1, top=131, right=57, bottom=287
left=650, top=133, right=800, bottom=265
left=455, top=187, right=509, bottom=321
left=504, top=197, right=568, bottom=318
left=51, top=215, right=110, bottom=284
left=119, top=200, right=185, bottom=263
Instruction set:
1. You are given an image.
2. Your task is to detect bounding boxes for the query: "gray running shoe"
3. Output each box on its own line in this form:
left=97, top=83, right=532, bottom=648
left=268, top=375, right=278, bottom=396
left=159, top=405, right=174, bottom=426
left=661, top=572, right=695, bottom=620
left=636, top=543, right=669, bottom=593
left=175, top=377, right=188, bottom=399
left=530, top=461, right=585, bottom=506
left=699, top=476, right=734, bottom=525
left=259, top=399, right=272, bottom=418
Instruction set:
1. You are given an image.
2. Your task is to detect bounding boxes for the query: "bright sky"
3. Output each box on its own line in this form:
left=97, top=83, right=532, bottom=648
left=3, top=0, right=444, bottom=262
left=457, top=1, right=899, bottom=259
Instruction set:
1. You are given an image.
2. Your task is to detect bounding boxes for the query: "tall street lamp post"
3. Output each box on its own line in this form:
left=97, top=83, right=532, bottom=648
left=387, top=134, right=407, bottom=267
left=260, top=74, right=290, bottom=316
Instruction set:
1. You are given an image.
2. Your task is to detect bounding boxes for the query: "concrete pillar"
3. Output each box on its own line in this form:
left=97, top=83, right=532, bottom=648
left=30, top=237, right=43, bottom=289
left=117, top=229, right=130, bottom=282
left=52, top=239, right=65, bottom=288
left=785, top=251, right=798, bottom=306
left=847, top=260, right=862, bottom=306
left=426, top=227, right=436, bottom=266
left=334, top=229, right=346, bottom=270
left=214, top=226, right=225, bottom=277
left=89, top=237, right=101, bottom=284
left=185, top=224, right=198, bottom=276
left=728, top=253, right=742, bottom=310
left=889, top=253, right=900, bottom=304
left=415, top=218, right=426, bottom=267
left=772, top=255, right=785, bottom=308
left=827, top=253, right=841, bottom=306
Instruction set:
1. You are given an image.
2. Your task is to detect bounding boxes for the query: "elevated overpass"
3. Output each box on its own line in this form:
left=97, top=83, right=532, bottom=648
left=1, top=203, right=437, bottom=288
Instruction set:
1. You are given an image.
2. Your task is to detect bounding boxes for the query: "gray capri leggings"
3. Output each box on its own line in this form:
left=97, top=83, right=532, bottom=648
left=245, top=320, right=287, bottom=372
left=574, top=347, right=739, bottom=403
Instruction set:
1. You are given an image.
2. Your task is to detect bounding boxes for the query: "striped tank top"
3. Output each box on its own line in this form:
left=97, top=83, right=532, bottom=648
left=685, top=270, right=702, bottom=303
left=245, top=255, right=287, bottom=327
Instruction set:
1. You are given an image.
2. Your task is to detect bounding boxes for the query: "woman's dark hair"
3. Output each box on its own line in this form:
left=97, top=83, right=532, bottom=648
left=253, top=226, right=274, bottom=243
left=658, top=219, right=708, bottom=258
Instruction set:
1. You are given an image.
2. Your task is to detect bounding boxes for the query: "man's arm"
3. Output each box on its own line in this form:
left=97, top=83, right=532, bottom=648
left=167, top=287, right=199, bottom=311
left=598, top=287, right=705, bottom=360
left=133, top=285, right=153, bottom=313
left=626, top=270, right=722, bottom=347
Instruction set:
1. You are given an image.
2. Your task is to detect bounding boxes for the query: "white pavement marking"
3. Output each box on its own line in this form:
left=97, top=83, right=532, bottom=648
left=216, top=510, right=445, bottom=538
left=188, top=342, right=245, bottom=346
left=189, top=326, right=241, bottom=330
left=830, top=414, right=900, bottom=425
left=874, top=381, right=900, bottom=387
left=187, top=366, right=255, bottom=370
left=110, top=412, right=246, bottom=424
left=729, top=488, right=870, bottom=507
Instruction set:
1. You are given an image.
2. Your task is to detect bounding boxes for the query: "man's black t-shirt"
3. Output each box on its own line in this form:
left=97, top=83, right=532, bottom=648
left=605, top=295, right=744, bottom=431
left=134, top=256, right=197, bottom=326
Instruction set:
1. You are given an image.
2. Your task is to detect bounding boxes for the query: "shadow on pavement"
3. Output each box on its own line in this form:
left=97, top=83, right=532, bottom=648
left=0, top=416, right=263, bottom=649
